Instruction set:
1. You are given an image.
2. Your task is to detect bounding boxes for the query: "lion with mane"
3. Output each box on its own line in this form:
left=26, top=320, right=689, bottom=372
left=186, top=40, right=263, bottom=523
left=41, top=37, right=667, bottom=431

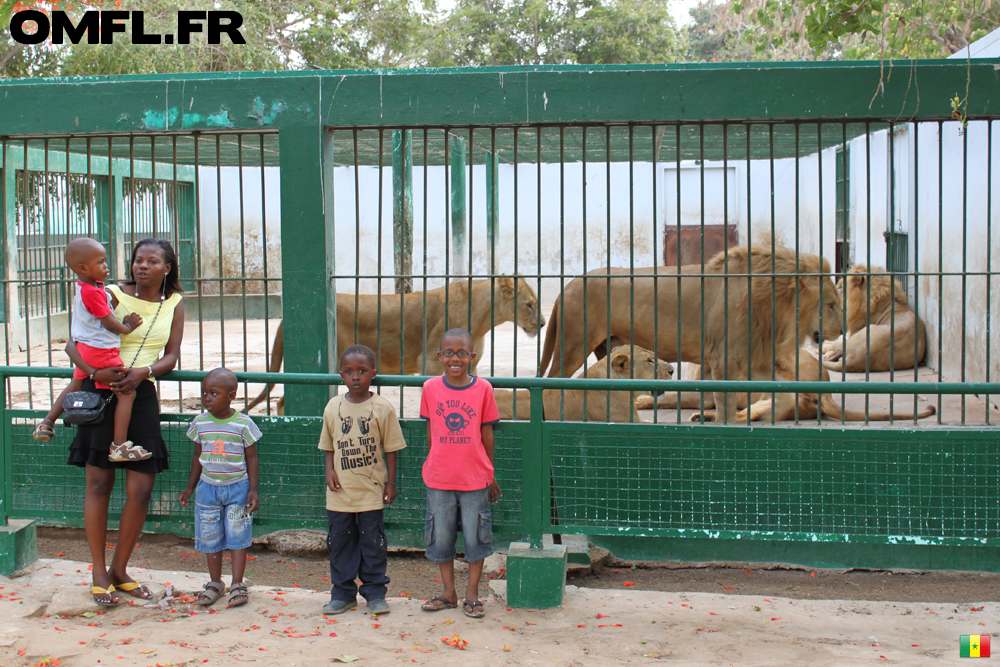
left=821, top=264, right=927, bottom=372
left=538, top=243, right=843, bottom=422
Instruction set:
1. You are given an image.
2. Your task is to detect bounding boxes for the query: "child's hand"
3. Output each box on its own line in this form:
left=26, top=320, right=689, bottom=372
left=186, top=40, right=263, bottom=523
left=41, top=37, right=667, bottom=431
left=326, top=468, right=342, bottom=492
left=178, top=487, right=194, bottom=506
left=246, top=491, right=260, bottom=513
left=383, top=482, right=397, bottom=505
left=123, top=312, right=143, bottom=331
left=488, top=478, right=502, bottom=504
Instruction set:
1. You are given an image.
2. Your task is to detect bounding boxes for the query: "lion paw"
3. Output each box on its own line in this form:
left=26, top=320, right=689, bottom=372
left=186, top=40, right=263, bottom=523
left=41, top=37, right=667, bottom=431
left=635, top=395, right=656, bottom=410
left=691, top=411, right=717, bottom=423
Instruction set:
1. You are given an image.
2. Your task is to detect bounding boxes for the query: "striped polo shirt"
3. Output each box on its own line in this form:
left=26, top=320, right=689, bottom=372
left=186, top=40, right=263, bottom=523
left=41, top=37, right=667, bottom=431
left=186, top=411, right=262, bottom=486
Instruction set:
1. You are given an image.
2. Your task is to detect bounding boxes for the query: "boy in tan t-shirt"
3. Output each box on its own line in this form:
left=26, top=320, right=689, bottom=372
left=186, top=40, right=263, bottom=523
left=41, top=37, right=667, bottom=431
left=318, top=344, right=406, bottom=616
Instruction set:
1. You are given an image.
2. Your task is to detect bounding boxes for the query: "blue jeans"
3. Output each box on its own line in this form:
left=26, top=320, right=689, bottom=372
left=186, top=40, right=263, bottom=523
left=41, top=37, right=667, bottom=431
left=424, top=486, right=493, bottom=564
left=194, top=478, right=253, bottom=553
left=327, top=509, right=389, bottom=603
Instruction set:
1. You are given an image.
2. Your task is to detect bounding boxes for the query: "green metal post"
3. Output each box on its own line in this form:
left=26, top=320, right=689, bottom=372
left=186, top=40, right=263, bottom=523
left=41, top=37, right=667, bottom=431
left=523, top=387, right=546, bottom=548
left=279, top=124, right=336, bottom=415
left=450, top=135, right=466, bottom=275
left=392, top=130, right=414, bottom=294
left=485, top=150, right=499, bottom=275
left=1, top=370, right=7, bottom=522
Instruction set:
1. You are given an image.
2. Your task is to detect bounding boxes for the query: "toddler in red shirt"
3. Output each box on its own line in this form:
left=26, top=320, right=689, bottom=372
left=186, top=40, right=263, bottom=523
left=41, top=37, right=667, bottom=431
left=419, top=328, right=501, bottom=619
left=33, top=238, right=147, bottom=462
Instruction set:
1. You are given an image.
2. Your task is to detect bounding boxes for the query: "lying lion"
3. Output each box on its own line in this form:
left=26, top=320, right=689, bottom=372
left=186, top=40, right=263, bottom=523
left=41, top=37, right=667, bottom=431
left=538, top=244, right=842, bottom=422
left=692, top=349, right=936, bottom=422
left=246, top=276, right=544, bottom=414
left=495, top=345, right=673, bottom=423
left=822, top=264, right=927, bottom=372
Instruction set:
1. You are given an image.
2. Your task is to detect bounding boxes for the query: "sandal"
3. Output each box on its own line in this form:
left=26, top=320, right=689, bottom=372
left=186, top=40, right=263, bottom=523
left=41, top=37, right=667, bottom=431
left=463, top=599, right=485, bottom=618
left=197, top=581, right=225, bottom=606
left=421, top=595, right=458, bottom=612
left=33, top=419, right=55, bottom=442
left=91, top=584, right=119, bottom=607
left=108, top=440, right=152, bottom=462
left=112, top=580, right=153, bottom=600
left=228, top=582, right=249, bottom=607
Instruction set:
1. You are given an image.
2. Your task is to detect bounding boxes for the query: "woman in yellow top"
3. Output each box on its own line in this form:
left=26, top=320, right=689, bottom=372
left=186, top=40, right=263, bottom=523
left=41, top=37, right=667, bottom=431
left=65, top=238, right=185, bottom=606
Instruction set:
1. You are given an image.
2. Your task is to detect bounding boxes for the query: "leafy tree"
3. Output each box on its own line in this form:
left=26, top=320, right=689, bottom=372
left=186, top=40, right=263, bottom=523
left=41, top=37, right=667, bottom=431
left=685, top=0, right=1000, bottom=63
left=422, top=0, right=681, bottom=67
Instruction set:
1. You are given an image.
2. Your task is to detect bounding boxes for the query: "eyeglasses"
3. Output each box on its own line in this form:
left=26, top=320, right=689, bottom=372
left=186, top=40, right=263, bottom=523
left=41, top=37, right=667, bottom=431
left=439, top=349, right=471, bottom=358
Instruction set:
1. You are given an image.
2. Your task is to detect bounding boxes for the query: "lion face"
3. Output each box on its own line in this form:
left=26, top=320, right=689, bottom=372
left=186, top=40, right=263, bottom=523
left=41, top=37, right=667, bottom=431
left=591, top=345, right=674, bottom=382
left=800, top=276, right=843, bottom=345
left=497, top=275, right=545, bottom=338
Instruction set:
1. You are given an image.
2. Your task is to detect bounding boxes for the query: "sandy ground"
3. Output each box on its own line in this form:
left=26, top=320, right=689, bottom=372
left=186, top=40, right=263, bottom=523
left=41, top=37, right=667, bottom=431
left=2, top=557, right=996, bottom=667
left=5, top=314, right=1000, bottom=425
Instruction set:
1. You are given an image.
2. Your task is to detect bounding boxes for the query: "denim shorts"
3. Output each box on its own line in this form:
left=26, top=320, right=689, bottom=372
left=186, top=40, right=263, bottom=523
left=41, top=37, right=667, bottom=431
left=194, top=478, right=253, bottom=553
left=424, top=486, right=493, bottom=564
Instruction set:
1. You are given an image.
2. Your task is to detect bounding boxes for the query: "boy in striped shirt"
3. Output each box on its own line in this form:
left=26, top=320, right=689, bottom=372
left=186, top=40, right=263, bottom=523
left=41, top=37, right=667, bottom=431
left=179, top=368, right=261, bottom=608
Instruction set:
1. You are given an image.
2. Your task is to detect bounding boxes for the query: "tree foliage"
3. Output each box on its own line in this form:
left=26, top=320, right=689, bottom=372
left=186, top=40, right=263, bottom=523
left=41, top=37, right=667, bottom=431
left=4, top=0, right=1000, bottom=78
left=2, top=0, right=682, bottom=77
left=685, top=0, right=1000, bottom=63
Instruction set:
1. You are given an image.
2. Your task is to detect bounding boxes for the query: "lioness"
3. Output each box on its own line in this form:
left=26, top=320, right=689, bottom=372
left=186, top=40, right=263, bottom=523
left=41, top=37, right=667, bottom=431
left=691, top=348, right=936, bottom=422
left=538, top=244, right=842, bottom=422
left=821, top=265, right=927, bottom=372
left=246, top=276, right=544, bottom=413
left=495, top=345, right=673, bottom=423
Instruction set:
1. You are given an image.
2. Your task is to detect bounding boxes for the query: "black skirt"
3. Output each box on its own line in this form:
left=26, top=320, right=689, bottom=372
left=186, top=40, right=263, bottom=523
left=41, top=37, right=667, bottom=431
left=67, top=378, right=170, bottom=474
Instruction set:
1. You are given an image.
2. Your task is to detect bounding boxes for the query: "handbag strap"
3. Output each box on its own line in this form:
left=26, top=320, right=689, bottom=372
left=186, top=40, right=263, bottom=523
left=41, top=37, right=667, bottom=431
left=126, top=296, right=165, bottom=370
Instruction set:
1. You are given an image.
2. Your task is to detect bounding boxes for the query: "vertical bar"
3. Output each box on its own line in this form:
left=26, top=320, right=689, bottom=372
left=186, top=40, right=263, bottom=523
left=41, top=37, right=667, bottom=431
left=215, top=136, right=225, bottom=370
left=987, top=120, right=994, bottom=424
left=278, top=121, right=335, bottom=415
left=961, top=124, right=968, bottom=424
left=936, top=121, right=944, bottom=422
left=487, top=128, right=497, bottom=376
left=258, top=133, right=271, bottom=414
left=238, top=136, right=248, bottom=402
left=450, top=135, right=467, bottom=276
left=912, top=122, right=921, bottom=423
left=376, top=130, right=385, bottom=387
left=485, top=137, right=499, bottom=277
left=392, top=129, right=414, bottom=295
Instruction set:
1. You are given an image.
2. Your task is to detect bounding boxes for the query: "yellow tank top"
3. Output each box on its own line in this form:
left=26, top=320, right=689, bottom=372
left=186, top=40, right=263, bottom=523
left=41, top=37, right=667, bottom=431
left=108, top=285, right=183, bottom=380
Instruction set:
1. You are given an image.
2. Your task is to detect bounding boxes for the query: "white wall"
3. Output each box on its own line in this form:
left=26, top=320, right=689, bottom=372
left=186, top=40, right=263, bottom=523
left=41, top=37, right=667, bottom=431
left=197, top=166, right=282, bottom=295
left=329, top=158, right=839, bottom=302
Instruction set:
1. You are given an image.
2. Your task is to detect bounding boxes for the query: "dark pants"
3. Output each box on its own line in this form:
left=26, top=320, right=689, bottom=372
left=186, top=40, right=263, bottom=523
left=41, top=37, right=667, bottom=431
left=326, top=509, right=389, bottom=603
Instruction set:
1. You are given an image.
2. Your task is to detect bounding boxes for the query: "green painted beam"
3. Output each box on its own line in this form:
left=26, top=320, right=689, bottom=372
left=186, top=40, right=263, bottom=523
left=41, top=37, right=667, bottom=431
left=278, top=120, right=334, bottom=416
left=2, top=61, right=998, bottom=137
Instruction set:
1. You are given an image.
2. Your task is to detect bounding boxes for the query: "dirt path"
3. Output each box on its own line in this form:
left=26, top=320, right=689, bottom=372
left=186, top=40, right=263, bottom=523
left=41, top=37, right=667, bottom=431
left=2, top=555, right=996, bottom=667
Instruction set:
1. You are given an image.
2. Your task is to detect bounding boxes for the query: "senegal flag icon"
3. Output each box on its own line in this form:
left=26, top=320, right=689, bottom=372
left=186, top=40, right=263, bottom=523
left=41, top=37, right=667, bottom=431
left=961, top=635, right=991, bottom=657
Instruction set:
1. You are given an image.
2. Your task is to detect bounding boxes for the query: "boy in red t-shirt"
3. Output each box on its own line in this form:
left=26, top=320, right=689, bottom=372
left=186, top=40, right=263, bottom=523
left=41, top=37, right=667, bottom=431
left=33, top=238, right=147, bottom=462
left=419, top=328, right=502, bottom=619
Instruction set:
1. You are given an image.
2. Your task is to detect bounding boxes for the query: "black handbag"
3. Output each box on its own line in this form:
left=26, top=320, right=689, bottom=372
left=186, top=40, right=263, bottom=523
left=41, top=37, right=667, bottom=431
left=61, top=390, right=113, bottom=426
left=62, top=289, right=166, bottom=428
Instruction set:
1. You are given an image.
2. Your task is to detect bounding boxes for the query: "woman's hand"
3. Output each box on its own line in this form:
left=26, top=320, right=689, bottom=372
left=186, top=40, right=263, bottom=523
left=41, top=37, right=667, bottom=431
left=93, top=367, right=126, bottom=387
left=111, top=367, right=148, bottom=393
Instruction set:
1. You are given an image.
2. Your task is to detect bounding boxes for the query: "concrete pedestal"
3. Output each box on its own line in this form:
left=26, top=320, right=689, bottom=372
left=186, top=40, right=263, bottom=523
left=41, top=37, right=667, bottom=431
left=506, top=541, right=568, bottom=609
left=0, top=520, right=37, bottom=576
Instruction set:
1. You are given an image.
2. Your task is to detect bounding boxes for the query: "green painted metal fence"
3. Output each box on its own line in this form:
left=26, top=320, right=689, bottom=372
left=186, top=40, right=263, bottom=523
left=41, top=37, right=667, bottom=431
left=3, top=62, right=1000, bottom=569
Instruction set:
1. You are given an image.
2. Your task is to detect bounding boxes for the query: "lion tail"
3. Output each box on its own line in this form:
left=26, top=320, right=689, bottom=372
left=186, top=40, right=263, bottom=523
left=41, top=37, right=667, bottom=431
left=537, top=299, right=560, bottom=377
left=245, top=321, right=284, bottom=412
left=819, top=393, right=936, bottom=421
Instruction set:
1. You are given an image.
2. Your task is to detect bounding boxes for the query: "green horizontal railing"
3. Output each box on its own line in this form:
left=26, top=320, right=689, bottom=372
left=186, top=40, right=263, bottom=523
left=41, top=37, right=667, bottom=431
left=3, top=366, right=1000, bottom=570
left=3, top=365, right=998, bottom=394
